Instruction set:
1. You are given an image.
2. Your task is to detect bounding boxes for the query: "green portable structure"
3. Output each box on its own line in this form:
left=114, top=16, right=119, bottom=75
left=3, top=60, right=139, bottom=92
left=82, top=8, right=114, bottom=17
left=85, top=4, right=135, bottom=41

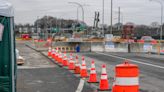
left=0, top=1, right=16, bottom=92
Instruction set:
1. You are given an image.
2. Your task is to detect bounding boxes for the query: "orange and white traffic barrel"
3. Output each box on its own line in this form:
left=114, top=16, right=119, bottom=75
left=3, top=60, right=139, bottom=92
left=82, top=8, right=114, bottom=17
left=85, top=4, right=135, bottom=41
left=112, top=60, right=139, bottom=92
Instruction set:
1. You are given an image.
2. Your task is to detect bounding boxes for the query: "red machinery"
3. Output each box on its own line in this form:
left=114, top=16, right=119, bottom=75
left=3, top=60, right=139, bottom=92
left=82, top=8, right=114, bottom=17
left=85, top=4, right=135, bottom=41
left=21, top=34, right=30, bottom=40
left=122, top=23, right=134, bottom=39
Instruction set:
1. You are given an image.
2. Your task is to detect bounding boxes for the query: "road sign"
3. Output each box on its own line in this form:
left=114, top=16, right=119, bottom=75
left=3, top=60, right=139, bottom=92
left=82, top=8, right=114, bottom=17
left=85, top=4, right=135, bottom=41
left=105, top=34, right=113, bottom=41
left=143, top=43, right=152, bottom=52
left=105, top=41, right=115, bottom=50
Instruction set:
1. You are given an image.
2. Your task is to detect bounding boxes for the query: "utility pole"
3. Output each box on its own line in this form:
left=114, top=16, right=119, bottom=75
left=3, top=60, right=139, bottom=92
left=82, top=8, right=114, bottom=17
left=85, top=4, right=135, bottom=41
left=76, top=7, right=79, bottom=32
left=110, top=0, right=113, bottom=34
left=102, top=0, right=105, bottom=36
left=36, top=16, right=39, bottom=39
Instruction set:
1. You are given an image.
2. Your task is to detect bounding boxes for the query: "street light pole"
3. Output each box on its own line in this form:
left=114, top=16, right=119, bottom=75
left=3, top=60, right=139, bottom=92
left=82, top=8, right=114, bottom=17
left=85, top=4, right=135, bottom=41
left=110, top=0, right=113, bottom=34
left=150, top=0, right=163, bottom=40
left=150, top=0, right=163, bottom=55
left=114, top=11, right=124, bottom=31
left=68, top=2, right=85, bottom=22
left=77, top=7, right=79, bottom=22
left=161, top=4, right=163, bottom=40
left=118, top=7, right=121, bottom=31
left=160, top=2, right=163, bottom=41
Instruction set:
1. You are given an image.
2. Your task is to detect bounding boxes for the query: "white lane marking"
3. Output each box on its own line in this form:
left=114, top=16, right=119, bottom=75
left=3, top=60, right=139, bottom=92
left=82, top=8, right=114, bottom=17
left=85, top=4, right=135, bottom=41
left=76, top=79, right=85, bottom=92
left=18, top=65, right=55, bottom=69
left=95, top=52, right=164, bottom=69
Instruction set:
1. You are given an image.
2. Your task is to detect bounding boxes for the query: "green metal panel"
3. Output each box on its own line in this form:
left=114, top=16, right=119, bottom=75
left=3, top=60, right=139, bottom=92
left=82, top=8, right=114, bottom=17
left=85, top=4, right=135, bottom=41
left=0, top=16, right=16, bottom=92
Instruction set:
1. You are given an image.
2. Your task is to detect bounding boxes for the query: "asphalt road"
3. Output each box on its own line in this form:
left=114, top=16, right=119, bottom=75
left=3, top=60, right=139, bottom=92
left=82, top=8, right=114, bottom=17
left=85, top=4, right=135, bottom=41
left=81, top=52, right=164, bottom=92
left=17, top=40, right=164, bottom=92
left=16, top=41, right=95, bottom=92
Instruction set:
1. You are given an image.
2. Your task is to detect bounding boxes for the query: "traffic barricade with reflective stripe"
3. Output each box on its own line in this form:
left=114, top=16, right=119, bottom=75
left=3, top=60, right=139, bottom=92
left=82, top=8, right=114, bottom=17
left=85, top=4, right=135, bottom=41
left=112, top=60, right=139, bottom=92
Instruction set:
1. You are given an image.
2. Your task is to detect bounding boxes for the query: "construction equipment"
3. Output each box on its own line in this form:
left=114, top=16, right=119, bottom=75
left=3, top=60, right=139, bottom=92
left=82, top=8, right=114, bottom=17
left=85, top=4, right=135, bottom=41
left=91, top=12, right=103, bottom=38
left=122, top=23, right=134, bottom=39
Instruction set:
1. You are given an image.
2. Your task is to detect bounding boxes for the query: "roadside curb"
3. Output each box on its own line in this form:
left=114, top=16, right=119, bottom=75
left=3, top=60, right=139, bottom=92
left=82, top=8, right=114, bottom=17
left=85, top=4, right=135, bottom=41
left=25, top=42, right=98, bottom=92
left=25, top=43, right=63, bottom=67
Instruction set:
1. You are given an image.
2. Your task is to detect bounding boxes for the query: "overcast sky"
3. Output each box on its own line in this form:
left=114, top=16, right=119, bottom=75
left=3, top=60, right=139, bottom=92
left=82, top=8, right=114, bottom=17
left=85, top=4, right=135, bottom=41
left=8, top=0, right=164, bottom=25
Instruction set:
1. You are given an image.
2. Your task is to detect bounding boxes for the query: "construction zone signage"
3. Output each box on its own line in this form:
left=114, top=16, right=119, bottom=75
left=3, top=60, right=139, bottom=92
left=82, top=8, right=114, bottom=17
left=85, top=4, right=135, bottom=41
left=143, top=43, right=152, bottom=52
left=0, top=23, right=4, bottom=41
left=105, top=41, right=115, bottom=50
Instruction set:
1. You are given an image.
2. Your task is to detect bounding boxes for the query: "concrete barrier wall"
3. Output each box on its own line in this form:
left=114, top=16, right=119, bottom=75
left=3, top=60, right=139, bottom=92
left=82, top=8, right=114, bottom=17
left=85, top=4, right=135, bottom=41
left=52, top=42, right=164, bottom=53
left=160, top=43, right=164, bottom=50
left=130, top=43, right=164, bottom=53
left=115, top=43, right=128, bottom=52
left=91, top=42, right=104, bottom=52
left=80, top=42, right=91, bottom=52
left=105, top=42, right=128, bottom=52
left=52, top=42, right=91, bottom=52
left=130, top=43, right=142, bottom=52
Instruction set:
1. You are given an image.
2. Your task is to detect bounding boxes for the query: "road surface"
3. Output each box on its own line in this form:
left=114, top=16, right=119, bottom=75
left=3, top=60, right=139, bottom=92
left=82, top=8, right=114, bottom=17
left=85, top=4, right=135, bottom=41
left=16, top=41, right=94, bottom=92
left=80, top=52, right=164, bottom=92
left=19, top=40, right=164, bottom=92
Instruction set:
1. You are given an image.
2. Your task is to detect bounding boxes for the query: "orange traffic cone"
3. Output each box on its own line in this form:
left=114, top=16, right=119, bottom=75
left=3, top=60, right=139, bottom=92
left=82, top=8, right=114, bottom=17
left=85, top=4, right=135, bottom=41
left=74, top=55, right=81, bottom=74
left=51, top=48, right=55, bottom=59
left=54, top=47, right=59, bottom=61
left=68, top=53, right=75, bottom=70
left=87, top=60, right=98, bottom=83
left=62, top=52, right=68, bottom=66
left=55, top=52, right=59, bottom=63
left=54, top=51, right=58, bottom=62
left=80, top=56, right=88, bottom=78
left=48, top=47, right=52, bottom=57
left=98, top=64, right=110, bottom=91
left=58, top=52, right=63, bottom=64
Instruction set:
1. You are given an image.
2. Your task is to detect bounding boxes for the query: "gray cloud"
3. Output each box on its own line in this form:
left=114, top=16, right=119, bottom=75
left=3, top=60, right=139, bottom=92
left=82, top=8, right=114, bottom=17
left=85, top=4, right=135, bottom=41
left=8, top=0, right=164, bottom=25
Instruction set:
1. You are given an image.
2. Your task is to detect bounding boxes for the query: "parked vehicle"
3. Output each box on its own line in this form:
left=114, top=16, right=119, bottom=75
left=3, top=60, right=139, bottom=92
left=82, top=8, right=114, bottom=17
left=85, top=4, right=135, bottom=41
left=141, top=36, right=154, bottom=41
left=16, top=49, right=25, bottom=65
